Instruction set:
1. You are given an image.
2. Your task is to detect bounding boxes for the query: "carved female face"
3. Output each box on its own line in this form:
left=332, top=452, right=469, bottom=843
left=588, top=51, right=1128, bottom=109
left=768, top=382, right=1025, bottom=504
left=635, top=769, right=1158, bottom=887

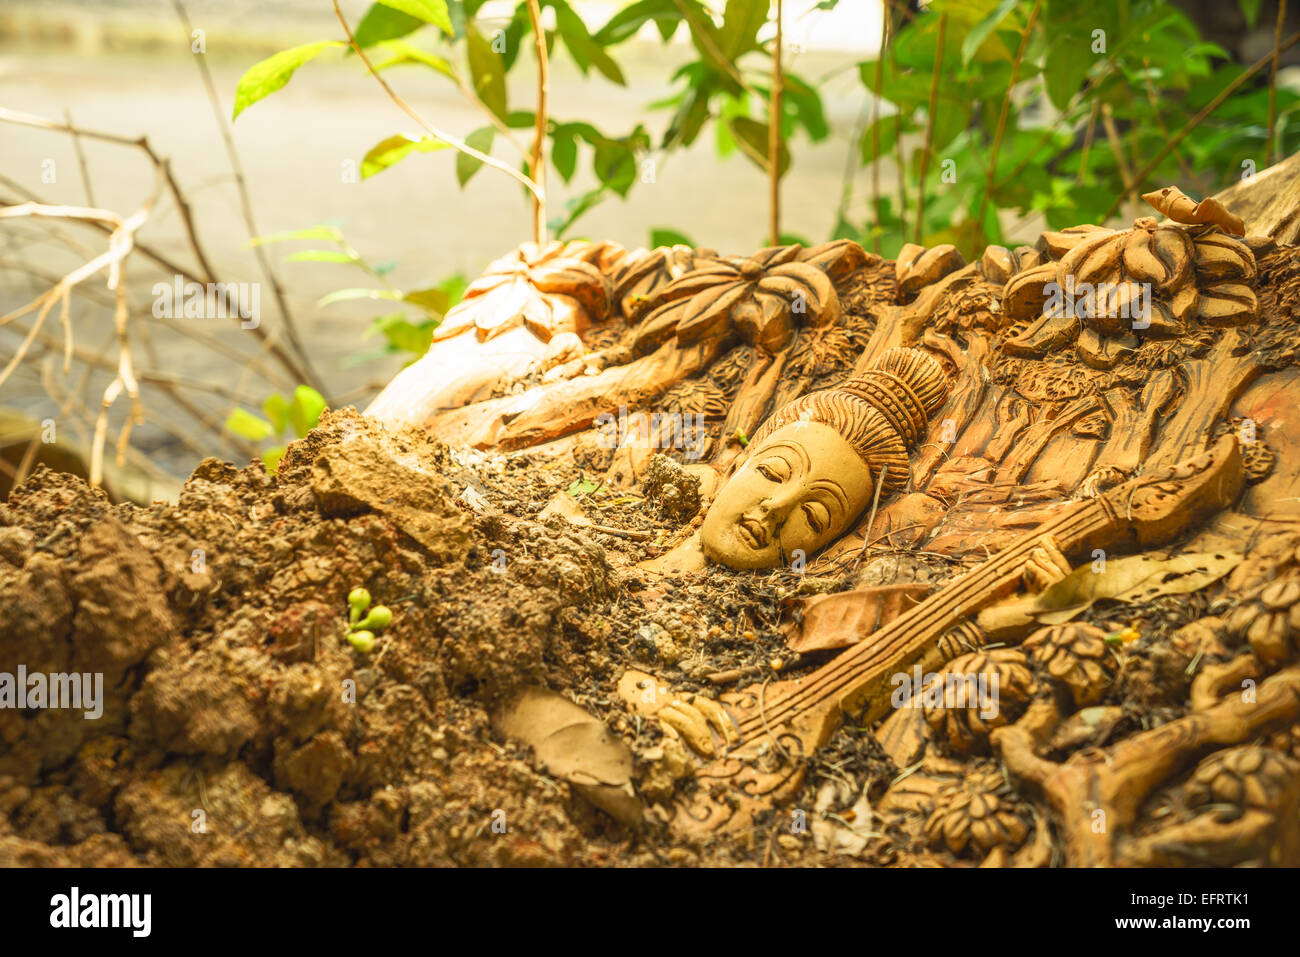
left=700, top=422, right=875, bottom=569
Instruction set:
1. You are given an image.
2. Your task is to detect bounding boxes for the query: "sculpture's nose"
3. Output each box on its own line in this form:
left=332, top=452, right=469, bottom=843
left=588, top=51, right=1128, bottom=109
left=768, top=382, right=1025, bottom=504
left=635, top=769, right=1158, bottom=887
left=754, top=487, right=799, bottom=527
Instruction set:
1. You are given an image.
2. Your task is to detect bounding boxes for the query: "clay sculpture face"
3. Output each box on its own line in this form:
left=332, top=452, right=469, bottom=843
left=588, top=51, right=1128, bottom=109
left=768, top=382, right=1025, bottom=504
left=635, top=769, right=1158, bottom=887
left=701, top=347, right=948, bottom=569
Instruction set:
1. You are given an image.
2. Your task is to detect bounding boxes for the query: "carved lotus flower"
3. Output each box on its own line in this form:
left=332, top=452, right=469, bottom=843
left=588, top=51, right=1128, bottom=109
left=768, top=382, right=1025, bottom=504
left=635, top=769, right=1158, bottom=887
left=1001, top=187, right=1260, bottom=370
left=922, top=648, right=1035, bottom=755
left=924, top=768, right=1030, bottom=856
left=1184, top=746, right=1300, bottom=817
left=1226, top=574, right=1300, bottom=669
left=1023, top=623, right=1118, bottom=707
left=610, top=244, right=710, bottom=323
left=432, top=240, right=617, bottom=345
left=631, top=240, right=868, bottom=355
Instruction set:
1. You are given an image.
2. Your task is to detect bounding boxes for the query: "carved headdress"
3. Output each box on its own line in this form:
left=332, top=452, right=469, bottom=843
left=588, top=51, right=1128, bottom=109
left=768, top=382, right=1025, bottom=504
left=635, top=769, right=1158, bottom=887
left=748, top=346, right=948, bottom=494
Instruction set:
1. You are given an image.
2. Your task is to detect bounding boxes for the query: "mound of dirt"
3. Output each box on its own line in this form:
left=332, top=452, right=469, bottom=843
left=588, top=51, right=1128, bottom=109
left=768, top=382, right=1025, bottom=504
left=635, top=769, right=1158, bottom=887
left=0, top=410, right=824, bottom=866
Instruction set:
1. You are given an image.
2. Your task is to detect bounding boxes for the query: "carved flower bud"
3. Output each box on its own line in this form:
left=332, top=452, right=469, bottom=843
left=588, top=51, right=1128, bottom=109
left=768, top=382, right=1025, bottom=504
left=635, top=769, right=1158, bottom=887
left=1192, top=232, right=1257, bottom=283
left=1121, top=224, right=1183, bottom=289
left=1169, top=283, right=1199, bottom=323
left=1035, top=224, right=1111, bottom=260
left=1139, top=300, right=1187, bottom=340
left=1225, top=573, right=1300, bottom=669
left=922, top=648, right=1034, bottom=754
left=896, top=243, right=966, bottom=300
left=1150, top=226, right=1194, bottom=290
left=1184, top=746, right=1300, bottom=816
left=924, top=768, right=1030, bottom=857
left=1195, top=282, right=1258, bottom=326
left=1011, top=245, right=1042, bottom=272
left=980, top=245, right=1015, bottom=284
left=1023, top=623, right=1118, bottom=707
left=1056, top=229, right=1123, bottom=289
left=1001, top=262, right=1059, bottom=322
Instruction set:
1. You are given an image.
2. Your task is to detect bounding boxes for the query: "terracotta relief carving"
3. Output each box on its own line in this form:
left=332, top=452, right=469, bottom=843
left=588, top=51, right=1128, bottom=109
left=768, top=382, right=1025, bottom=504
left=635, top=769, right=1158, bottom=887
left=350, top=176, right=1300, bottom=864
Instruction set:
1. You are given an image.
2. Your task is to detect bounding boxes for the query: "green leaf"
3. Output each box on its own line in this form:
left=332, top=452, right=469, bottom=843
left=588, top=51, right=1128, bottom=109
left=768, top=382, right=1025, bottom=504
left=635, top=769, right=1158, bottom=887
left=1043, top=34, right=1092, bottom=111
left=593, top=0, right=681, bottom=45
left=262, top=393, right=290, bottom=435
left=593, top=142, right=637, bottom=196
left=783, top=75, right=829, bottom=141
left=403, top=286, right=451, bottom=313
left=284, top=250, right=357, bottom=264
left=369, top=313, right=437, bottom=355
left=226, top=407, right=274, bottom=442
left=728, top=116, right=790, bottom=177
left=566, top=477, right=602, bottom=497
left=675, top=2, right=743, bottom=92
left=718, top=0, right=767, bottom=58
left=354, top=3, right=424, bottom=47
left=860, top=115, right=899, bottom=164
left=288, top=385, right=327, bottom=438
left=318, top=287, right=403, bottom=306
left=376, top=0, right=452, bottom=34
left=548, top=187, right=608, bottom=237
left=361, top=132, right=451, bottom=178
left=456, top=126, right=496, bottom=186
left=553, top=0, right=627, bottom=84
left=232, top=41, right=343, bottom=120
left=467, top=24, right=508, bottom=120
left=651, top=228, right=695, bottom=248
left=373, top=40, right=458, bottom=80
left=250, top=224, right=343, bottom=246
left=551, top=127, right=578, bottom=181
left=261, top=446, right=286, bottom=474
left=1240, top=0, right=1262, bottom=28
left=961, top=0, right=1017, bottom=65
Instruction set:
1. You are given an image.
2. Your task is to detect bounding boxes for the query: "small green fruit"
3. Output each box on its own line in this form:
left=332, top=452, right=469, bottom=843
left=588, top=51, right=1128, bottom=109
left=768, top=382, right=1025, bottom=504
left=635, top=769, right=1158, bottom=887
left=348, top=630, right=376, bottom=653
left=356, top=605, right=392, bottom=632
left=347, top=587, right=371, bottom=623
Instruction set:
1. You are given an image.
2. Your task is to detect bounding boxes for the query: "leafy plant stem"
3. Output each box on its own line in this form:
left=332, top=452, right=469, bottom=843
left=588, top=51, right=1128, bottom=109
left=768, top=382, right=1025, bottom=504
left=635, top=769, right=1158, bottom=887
left=1076, top=99, right=1099, bottom=184
left=330, top=0, right=544, bottom=204
left=673, top=0, right=754, bottom=94
left=869, top=8, right=888, bottom=254
left=974, top=0, right=1042, bottom=238
left=881, top=0, right=906, bottom=241
left=1140, top=58, right=1207, bottom=195
left=1103, top=28, right=1300, bottom=220
left=1100, top=103, right=1136, bottom=221
left=1268, top=0, right=1288, bottom=167
left=914, top=11, right=947, bottom=244
left=525, top=0, right=549, bottom=245
left=171, top=0, right=327, bottom=401
left=769, top=0, right=783, bottom=246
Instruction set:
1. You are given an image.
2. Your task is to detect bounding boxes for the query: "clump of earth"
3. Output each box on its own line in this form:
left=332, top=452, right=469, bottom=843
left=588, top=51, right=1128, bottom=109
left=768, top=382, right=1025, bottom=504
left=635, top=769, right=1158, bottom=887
left=0, top=410, right=855, bottom=866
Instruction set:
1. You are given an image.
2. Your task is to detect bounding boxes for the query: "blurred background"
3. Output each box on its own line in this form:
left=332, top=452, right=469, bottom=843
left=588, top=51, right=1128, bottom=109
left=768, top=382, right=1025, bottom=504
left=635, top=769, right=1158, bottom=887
left=2, top=0, right=1296, bottom=494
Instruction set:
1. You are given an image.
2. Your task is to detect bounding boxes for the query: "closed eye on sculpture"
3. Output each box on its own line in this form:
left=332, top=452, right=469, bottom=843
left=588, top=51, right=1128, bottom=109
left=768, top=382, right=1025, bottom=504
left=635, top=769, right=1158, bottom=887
left=756, top=458, right=790, bottom=482
left=802, top=501, right=830, bottom=534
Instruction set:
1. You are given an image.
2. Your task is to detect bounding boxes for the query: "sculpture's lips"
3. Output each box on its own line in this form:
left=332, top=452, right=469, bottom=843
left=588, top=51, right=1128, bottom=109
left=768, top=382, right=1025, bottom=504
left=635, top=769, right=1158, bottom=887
left=738, top=517, right=767, bottom=549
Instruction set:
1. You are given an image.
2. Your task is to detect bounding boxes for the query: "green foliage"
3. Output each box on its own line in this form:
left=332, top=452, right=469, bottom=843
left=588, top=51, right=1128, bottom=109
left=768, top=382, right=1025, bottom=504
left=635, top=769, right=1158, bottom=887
left=232, top=41, right=344, bottom=119
left=376, top=0, right=452, bottom=35
left=225, top=385, right=328, bottom=473
left=361, top=133, right=451, bottom=178
left=838, top=0, right=1300, bottom=258
left=234, top=0, right=1295, bottom=291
